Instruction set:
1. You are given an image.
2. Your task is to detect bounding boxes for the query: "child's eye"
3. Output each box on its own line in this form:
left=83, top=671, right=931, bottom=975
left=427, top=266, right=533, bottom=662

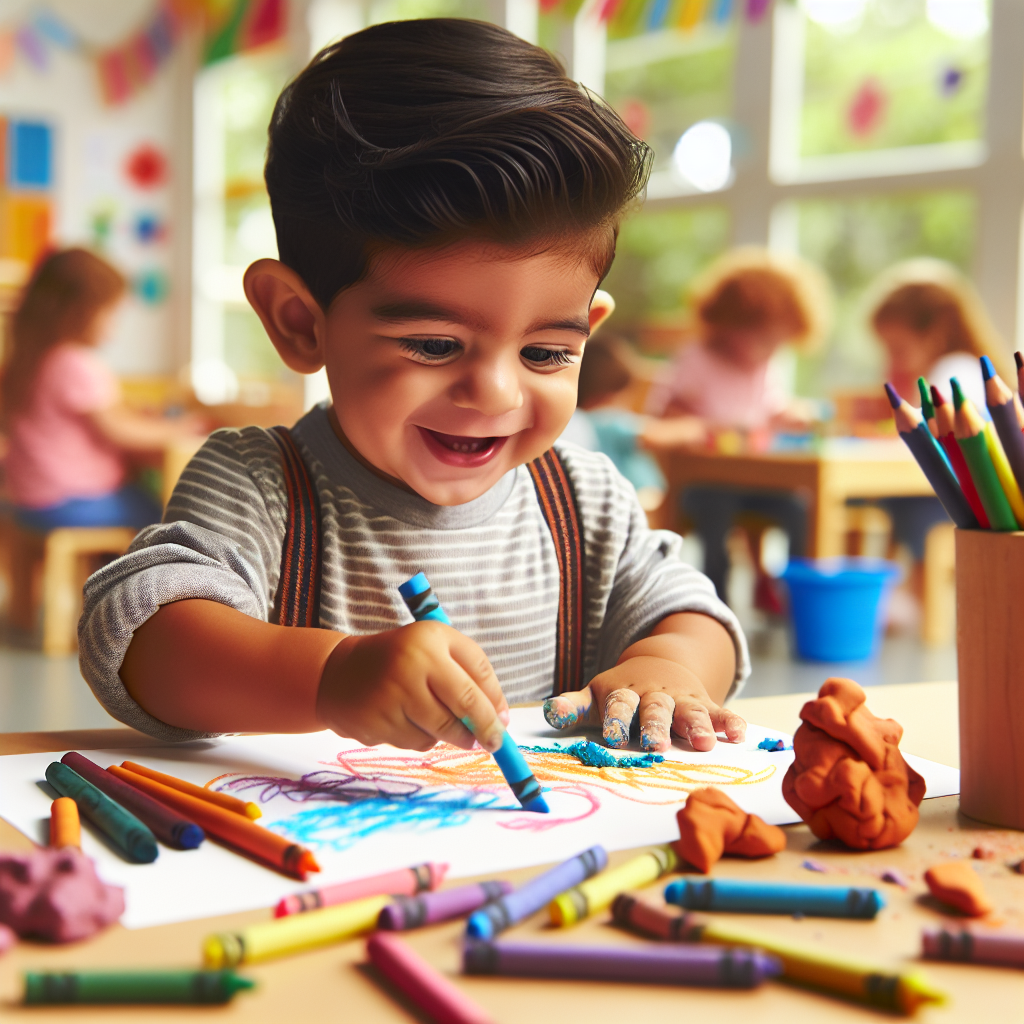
left=520, top=346, right=578, bottom=370
left=399, top=337, right=461, bottom=363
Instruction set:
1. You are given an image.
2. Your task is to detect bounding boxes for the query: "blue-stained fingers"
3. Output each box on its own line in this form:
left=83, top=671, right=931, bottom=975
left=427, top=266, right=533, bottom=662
left=638, top=691, right=674, bottom=752
left=603, top=688, right=640, bottom=748
left=543, top=689, right=593, bottom=731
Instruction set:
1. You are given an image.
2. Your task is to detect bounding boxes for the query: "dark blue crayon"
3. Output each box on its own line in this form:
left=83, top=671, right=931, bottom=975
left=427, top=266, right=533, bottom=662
left=398, top=572, right=549, bottom=814
left=664, top=878, right=884, bottom=919
left=466, top=846, right=607, bottom=940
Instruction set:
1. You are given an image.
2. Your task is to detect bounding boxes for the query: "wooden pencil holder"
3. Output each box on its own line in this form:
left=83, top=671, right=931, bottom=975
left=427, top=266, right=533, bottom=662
left=955, top=529, right=1024, bottom=829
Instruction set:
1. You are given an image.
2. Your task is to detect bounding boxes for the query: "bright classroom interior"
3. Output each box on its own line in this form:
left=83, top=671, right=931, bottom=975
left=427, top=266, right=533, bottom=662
left=0, top=2, right=1021, bottom=1023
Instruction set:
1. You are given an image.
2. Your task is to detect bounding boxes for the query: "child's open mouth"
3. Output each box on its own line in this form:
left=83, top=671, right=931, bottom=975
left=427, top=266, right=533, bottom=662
left=417, top=427, right=508, bottom=468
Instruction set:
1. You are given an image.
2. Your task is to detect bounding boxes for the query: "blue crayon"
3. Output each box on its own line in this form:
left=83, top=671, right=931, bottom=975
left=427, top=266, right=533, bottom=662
left=664, top=879, right=884, bottom=919
left=398, top=572, right=549, bottom=814
left=466, top=846, right=607, bottom=940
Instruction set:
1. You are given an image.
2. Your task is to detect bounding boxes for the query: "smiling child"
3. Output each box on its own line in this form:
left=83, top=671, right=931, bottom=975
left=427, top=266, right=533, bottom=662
left=78, top=20, right=749, bottom=756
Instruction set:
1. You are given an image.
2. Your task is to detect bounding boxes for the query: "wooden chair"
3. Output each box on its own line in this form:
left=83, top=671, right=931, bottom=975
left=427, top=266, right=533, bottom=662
left=0, top=518, right=135, bottom=655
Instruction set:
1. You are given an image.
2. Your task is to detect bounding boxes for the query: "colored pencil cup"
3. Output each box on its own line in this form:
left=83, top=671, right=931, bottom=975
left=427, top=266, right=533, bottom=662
left=955, top=529, right=1024, bottom=829
left=781, top=558, right=899, bottom=662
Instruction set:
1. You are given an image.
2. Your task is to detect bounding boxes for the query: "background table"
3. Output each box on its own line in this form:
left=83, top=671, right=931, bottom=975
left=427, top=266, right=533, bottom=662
left=1, top=682, right=1022, bottom=1023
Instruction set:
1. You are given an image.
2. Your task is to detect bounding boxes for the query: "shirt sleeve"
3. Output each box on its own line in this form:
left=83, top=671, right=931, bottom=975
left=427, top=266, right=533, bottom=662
left=561, top=445, right=751, bottom=702
left=644, top=346, right=700, bottom=417
left=77, top=427, right=289, bottom=741
left=48, top=345, right=121, bottom=414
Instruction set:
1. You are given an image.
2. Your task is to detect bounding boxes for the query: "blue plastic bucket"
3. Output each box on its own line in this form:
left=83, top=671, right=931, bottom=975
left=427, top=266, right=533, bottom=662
left=781, top=558, right=899, bottom=662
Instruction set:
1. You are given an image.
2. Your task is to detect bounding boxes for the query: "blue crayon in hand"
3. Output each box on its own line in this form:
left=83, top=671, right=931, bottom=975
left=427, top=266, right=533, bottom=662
left=397, top=573, right=549, bottom=814
left=664, top=878, right=884, bottom=919
left=467, top=846, right=608, bottom=940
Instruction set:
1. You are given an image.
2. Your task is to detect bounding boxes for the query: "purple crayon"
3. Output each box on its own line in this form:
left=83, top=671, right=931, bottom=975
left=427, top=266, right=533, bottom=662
left=466, top=846, right=607, bottom=940
left=922, top=927, right=1024, bottom=968
left=379, top=881, right=513, bottom=931
left=464, top=939, right=782, bottom=988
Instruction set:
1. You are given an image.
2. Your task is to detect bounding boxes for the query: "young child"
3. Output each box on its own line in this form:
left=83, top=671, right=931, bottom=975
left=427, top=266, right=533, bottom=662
left=3, top=249, right=199, bottom=532
left=79, top=20, right=749, bottom=757
left=643, top=247, right=829, bottom=602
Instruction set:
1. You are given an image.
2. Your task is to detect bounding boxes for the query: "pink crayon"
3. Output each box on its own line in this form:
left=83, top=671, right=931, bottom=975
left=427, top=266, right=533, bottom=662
left=368, top=933, right=493, bottom=1024
left=275, top=862, right=448, bottom=918
left=922, top=927, right=1024, bottom=968
left=379, top=881, right=513, bottom=931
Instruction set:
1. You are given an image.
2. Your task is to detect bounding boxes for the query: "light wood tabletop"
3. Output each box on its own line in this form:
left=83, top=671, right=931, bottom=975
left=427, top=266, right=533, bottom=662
left=1, top=681, right=1022, bottom=1023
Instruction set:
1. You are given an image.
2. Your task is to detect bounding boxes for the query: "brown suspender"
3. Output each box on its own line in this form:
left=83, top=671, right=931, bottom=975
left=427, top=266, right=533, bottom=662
left=271, top=427, right=587, bottom=696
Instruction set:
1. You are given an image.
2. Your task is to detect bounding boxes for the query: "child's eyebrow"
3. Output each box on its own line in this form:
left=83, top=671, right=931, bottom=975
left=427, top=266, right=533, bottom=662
left=524, top=315, right=591, bottom=338
left=371, top=300, right=487, bottom=330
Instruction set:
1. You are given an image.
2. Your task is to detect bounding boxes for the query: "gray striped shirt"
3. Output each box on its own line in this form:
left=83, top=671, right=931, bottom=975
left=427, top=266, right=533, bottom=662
left=79, top=405, right=749, bottom=741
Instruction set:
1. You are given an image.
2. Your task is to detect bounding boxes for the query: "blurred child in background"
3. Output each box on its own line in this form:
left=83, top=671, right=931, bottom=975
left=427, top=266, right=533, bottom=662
left=2, top=248, right=202, bottom=532
left=644, top=247, right=831, bottom=603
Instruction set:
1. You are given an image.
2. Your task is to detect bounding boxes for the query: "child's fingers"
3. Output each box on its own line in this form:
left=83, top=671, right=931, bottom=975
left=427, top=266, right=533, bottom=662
left=672, top=701, right=717, bottom=751
left=446, top=632, right=509, bottom=719
left=543, top=689, right=593, bottom=731
left=638, top=691, right=674, bottom=752
left=603, top=688, right=640, bottom=748
left=426, top=659, right=505, bottom=753
left=709, top=705, right=747, bottom=743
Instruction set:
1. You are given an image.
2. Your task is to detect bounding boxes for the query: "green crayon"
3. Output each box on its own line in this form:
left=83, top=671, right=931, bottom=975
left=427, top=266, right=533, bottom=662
left=24, top=970, right=255, bottom=1005
left=45, top=761, right=158, bottom=864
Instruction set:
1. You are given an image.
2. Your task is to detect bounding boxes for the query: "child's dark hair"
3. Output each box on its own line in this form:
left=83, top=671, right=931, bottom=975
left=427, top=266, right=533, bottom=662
left=266, top=19, right=651, bottom=308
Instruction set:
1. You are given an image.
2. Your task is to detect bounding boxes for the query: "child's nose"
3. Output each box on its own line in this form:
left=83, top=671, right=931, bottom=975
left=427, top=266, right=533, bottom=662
left=451, top=357, right=524, bottom=416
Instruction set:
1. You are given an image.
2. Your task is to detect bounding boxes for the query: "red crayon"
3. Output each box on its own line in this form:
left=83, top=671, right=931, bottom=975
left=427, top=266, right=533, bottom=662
left=923, top=926, right=1024, bottom=968
left=368, top=933, right=493, bottom=1024
left=276, top=862, right=448, bottom=917
left=931, top=386, right=990, bottom=528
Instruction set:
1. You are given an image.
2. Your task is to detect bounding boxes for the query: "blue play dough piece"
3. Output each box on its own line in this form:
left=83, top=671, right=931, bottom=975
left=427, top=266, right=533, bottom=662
left=757, top=737, right=790, bottom=752
left=522, top=740, right=665, bottom=769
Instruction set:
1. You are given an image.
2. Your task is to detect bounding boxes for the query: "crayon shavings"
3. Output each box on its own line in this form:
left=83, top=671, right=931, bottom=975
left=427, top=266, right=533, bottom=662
left=757, top=737, right=791, bottom=752
left=520, top=741, right=665, bottom=769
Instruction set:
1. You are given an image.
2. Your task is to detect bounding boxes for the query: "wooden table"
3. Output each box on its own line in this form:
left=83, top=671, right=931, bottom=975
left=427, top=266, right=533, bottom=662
left=2, top=682, right=1022, bottom=1022
left=657, top=439, right=934, bottom=558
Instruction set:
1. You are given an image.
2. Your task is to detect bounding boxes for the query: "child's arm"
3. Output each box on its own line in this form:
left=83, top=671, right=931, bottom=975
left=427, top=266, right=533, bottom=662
left=89, top=406, right=207, bottom=452
left=543, top=611, right=744, bottom=753
left=120, top=598, right=509, bottom=751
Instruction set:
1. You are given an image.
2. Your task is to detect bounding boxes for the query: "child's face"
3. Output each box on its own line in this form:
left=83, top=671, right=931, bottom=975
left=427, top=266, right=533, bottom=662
left=875, top=321, right=946, bottom=379
left=706, top=325, right=789, bottom=370
left=322, top=241, right=603, bottom=506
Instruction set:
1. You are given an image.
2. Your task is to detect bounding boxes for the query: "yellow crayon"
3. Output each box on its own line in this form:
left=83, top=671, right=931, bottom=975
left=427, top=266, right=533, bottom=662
left=203, top=894, right=389, bottom=967
left=983, top=422, right=1024, bottom=526
left=549, top=845, right=677, bottom=926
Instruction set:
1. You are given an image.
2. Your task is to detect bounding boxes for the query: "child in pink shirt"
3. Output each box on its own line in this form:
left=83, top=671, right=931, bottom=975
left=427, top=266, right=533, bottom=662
left=3, top=249, right=199, bottom=531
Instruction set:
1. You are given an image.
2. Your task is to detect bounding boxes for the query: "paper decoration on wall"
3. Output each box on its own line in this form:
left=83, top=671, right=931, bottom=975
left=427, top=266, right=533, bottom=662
left=203, top=0, right=288, bottom=66
left=847, top=77, right=887, bottom=138
left=125, top=144, right=168, bottom=189
left=545, top=0, right=771, bottom=38
left=619, top=99, right=651, bottom=140
left=135, top=268, right=170, bottom=305
left=90, top=205, right=116, bottom=252
left=96, top=3, right=181, bottom=106
left=134, top=212, right=168, bottom=245
left=940, top=65, right=964, bottom=96
left=0, top=118, right=54, bottom=267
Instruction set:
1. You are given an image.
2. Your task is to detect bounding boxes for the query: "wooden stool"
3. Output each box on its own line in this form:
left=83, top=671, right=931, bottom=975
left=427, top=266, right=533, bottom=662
left=0, top=521, right=135, bottom=656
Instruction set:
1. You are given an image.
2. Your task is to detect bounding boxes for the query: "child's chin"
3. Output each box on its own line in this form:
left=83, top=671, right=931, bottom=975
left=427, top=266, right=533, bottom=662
left=409, top=466, right=507, bottom=506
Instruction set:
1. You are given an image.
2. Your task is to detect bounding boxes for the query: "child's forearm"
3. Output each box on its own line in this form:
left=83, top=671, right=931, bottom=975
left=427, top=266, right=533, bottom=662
left=622, top=611, right=737, bottom=705
left=119, top=599, right=345, bottom=733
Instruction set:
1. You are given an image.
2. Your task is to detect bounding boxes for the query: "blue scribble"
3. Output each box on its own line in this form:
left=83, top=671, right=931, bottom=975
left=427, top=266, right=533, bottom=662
left=267, top=789, right=504, bottom=851
left=757, top=737, right=790, bottom=752
left=521, top=740, right=665, bottom=769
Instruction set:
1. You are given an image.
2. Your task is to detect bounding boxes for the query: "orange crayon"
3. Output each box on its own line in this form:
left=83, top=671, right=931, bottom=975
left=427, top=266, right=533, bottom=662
left=120, top=761, right=261, bottom=820
left=49, top=797, right=80, bottom=849
left=110, top=766, right=318, bottom=880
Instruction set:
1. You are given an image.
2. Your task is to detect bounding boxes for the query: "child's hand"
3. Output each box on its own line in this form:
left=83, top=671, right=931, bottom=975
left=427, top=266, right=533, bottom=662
left=544, top=657, right=745, bottom=752
left=317, top=621, right=510, bottom=753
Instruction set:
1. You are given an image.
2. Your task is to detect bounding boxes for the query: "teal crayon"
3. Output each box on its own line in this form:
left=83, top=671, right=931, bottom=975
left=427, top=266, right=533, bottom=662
left=398, top=573, right=548, bottom=814
left=24, top=970, right=254, bottom=1005
left=664, top=879, right=884, bottom=919
left=45, top=762, right=158, bottom=864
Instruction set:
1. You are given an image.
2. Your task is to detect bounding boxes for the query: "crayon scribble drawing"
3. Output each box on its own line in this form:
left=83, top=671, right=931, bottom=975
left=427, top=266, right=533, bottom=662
left=211, top=744, right=777, bottom=852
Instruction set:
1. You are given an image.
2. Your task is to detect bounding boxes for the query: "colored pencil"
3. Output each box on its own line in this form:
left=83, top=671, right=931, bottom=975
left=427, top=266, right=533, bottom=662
left=276, top=863, right=448, bottom=918
left=982, top=355, right=1024, bottom=501
left=119, top=761, right=261, bottom=820
left=49, top=797, right=79, bottom=849
left=664, top=878, right=884, bottom=919
left=983, top=420, right=1024, bottom=524
left=62, top=752, right=204, bottom=850
left=612, top=898, right=945, bottom=1014
left=932, top=386, right=990, bottom=528
left=884, top=383, right=977, bottom=529
left=368, top=933, right=494, bottom=1024
left=109, top=765, right=318, bottom=879
left=951, top=378, right=1019, bottom=530
left=917, top=376, right=937, bottom=436
left=398, top=572, right=548, bottom=814
left=23, top=970, right=255, bottom=1005
left=45, top=762, right=158, bottom=864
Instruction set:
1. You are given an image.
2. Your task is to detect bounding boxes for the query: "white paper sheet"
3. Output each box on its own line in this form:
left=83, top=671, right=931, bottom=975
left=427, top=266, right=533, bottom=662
left=0, top=708, right=959, bottom=929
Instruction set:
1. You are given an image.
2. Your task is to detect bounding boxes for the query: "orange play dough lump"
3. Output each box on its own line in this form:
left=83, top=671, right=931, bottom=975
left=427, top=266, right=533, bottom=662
left=925, top=861, right=993, bottom=917
left=782, top=677, right=925, bottom=850
left=673, top=787, right=786, bottom=873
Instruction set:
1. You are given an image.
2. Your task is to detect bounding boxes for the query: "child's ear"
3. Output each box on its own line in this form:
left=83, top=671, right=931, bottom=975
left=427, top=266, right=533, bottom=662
left=243, top=259, right=327, bottom=374
left=589, top=289, right=615, bottom=335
